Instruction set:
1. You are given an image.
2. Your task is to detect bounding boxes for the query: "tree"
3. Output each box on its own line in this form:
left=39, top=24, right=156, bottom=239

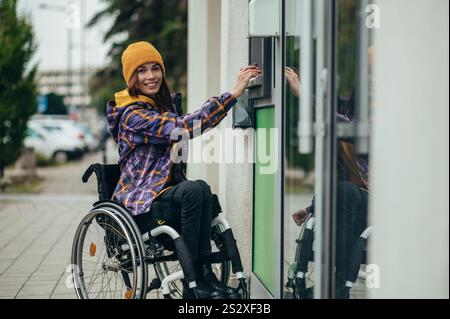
left=0, top=0, right=37, bottom=176
left=88, top=0, right=188, bottom=114
left=338, top=0, right=357, bottom=96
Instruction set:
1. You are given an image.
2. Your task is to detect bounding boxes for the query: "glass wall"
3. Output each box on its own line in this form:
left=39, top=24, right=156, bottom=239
left=282, top=0, right=316, bottom=299
left=282, top=0, right=373, bottom=299
left=331, top=0, right=372, bottom=299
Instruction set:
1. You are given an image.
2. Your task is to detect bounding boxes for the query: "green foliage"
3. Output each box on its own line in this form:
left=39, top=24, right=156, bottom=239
left=88, top=0, right=188, bottom=113
left=337, top=0, right=357, bottom=96
left=0, top=0, right=37, bottom=170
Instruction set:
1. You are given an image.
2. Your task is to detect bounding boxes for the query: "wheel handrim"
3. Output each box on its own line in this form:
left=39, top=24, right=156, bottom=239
left=71, top=210, right=143, bottom=299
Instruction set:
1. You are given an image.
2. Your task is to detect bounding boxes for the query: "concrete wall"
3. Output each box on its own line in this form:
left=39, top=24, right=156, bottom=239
left=218, top=0, right=253, bottom=277
left=369, top=0, right=449, bottom=298
left=187, top=0, right=221, bottom=191
left=187, top=0, right=253, bottom=275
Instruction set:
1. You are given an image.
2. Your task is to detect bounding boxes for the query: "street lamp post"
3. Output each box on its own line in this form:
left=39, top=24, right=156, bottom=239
left=80, top=0, right=86, bottom=108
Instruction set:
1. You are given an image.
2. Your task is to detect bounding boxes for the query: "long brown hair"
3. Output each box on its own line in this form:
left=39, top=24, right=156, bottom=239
left=338, top=141, right=364, bottom=186
left=128, top=66, right=173, bottom=113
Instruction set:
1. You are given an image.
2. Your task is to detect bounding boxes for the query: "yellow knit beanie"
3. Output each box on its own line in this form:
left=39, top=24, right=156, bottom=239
left=121, top=41, right=165, bottom=87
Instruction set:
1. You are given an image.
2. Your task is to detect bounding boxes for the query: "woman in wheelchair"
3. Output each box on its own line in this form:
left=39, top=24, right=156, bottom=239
left=292, top=180, right=369, bottom=299
left=133, top=180, right=236, bottom=299
left=292, top=137, right=370, bottom=299
left=286, top=64, right=371, bottom=298
left=103, top=41, right=260, bottom=299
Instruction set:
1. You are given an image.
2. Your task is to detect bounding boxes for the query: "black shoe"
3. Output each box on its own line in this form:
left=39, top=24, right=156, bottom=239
left=304, top=287, right=314, bottom=299
left=335, top=275, right=350, bottom=299
left=200, top=263, right=241, bottom=299
left=335, top=286, right=350, bottom=299
left=182, top=279, right=226, bottom=299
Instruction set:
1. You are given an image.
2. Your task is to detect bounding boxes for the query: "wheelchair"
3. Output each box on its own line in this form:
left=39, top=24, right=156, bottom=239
left=71, top=163, right=249, bottom=299
left=286, top=215, right=372, bottom=299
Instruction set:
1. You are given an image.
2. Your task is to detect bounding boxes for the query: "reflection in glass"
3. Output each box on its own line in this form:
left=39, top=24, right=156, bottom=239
left=283, top=0, right=316, bottom=299
left=283, top=0, right=373, bottom=299
left=332, top=0, right=372, bottom=299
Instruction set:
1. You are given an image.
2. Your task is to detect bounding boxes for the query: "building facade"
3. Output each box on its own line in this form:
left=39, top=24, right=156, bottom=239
left=187, top=0, right=448, bottom=299
left=36, top=68, right=96, bottom=108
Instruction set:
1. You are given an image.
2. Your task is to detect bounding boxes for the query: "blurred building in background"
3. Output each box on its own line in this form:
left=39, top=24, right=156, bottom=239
left=36, top=68, right=97, bottom=109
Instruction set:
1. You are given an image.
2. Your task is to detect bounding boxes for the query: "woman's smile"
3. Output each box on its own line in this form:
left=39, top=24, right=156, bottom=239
left=136, top=62, right=163, bottom=96
left=144, top=81, right=159, bottom=89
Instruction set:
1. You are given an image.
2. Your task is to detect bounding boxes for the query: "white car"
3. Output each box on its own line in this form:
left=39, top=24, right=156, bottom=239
left=29, top=118, right=89, bottom=152
left=24, top=122, right=84, bottom=163
left=75, top=122, right=100, bottom=152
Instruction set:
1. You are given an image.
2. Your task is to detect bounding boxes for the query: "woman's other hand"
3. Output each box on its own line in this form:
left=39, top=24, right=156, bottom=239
left=229, top=65, right=262, bottom=99
left=292, top=208, right=309, bottom=226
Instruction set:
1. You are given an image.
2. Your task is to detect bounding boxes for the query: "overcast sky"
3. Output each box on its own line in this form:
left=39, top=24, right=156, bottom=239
left=17, top=0, right=114, bottom=72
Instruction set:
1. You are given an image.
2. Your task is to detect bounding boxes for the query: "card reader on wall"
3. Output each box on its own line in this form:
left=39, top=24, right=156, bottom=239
left=248, top=37, right=272, bottom=100
left=232, top=0, right=277, bottom=128
left=247, top=0, right=276, bottom=100
left=232, top=37, right=272, bottom=129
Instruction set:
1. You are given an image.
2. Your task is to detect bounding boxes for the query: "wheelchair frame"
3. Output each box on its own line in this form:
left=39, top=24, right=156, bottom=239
left=71, top=163, right=249, bottom=299
left=286, top=215, right=372, bottom=299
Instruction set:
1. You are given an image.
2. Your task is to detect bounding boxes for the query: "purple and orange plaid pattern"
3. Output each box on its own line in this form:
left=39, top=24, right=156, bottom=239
left=106, top=92, right=237, bottom=216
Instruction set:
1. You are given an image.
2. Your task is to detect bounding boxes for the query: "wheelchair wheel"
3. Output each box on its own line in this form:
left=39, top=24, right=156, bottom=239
left=71, top=207, right=147, bottom=299
left=154, top=224, right=231, bottom=299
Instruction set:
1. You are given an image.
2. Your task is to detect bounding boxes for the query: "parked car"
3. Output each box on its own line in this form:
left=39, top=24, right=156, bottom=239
left=24, top=122, right=84, bottom=163
left=29, top=118, right=89, bottom=153
left=75, top=122, right=100, bottom=152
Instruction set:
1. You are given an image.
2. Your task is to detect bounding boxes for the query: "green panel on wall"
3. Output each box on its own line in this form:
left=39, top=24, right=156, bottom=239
left=253, top=106, right=276, bottom=294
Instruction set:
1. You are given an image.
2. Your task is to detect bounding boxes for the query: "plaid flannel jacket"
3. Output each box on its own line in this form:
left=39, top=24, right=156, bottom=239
left=106, top=89, right=237, bottom=216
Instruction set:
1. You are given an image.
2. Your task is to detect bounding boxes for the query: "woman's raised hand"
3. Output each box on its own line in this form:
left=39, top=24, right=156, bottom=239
left=229, top=65, right=262, bottom=99
left=285, top=66, right=300, bottom=97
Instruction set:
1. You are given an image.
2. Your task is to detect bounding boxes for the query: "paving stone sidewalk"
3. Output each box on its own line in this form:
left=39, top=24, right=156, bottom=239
left=0, top=195, right=94, bottom=299
left=0, top=140, right=123, bottom=299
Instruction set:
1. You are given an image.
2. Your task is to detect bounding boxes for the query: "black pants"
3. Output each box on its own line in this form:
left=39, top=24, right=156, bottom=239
left=306, top=182, right=368, bottom=288
left=134, top=180, right=215, bottom=260
left=335, top=182, right=368, bottom=287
